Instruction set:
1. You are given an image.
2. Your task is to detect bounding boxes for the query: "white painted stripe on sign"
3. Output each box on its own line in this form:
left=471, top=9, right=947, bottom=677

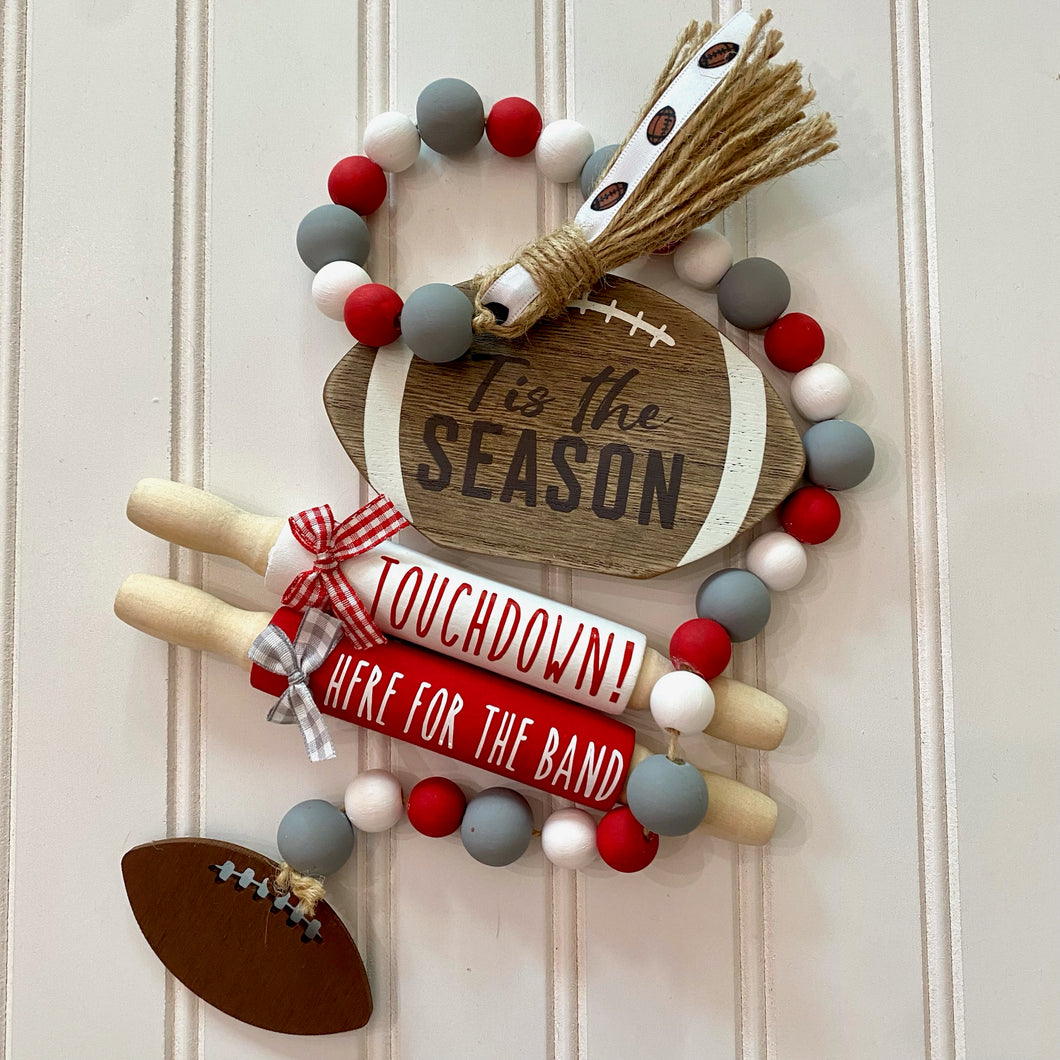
left=678, top=333, right=767, bottom=566
left=364, top=343, right=414, bottom=521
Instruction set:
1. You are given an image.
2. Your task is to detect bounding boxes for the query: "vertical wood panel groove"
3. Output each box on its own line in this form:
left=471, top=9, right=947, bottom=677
left=166, top=0, right=210, bottom=1054
left=892, top=0, right=966, bottom=1056
left=0, top=0, right=27, bottom=1053
left=539, top=2, right=585, bottom=1057
left=362, top=3, right=395, bottom=1057
left=717, top=33, right=774, bottom=1052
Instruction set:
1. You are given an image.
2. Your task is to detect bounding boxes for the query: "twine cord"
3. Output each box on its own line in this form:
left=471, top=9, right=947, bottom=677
left=472, top=9, right=838, bottom=339
left=274, top=861, right=327, bottom=918
left=666, top=727, right=683, bottom=764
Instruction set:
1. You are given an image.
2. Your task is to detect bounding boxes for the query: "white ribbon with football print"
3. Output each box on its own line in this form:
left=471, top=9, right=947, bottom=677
left=481, top=10, right=756, bottom=322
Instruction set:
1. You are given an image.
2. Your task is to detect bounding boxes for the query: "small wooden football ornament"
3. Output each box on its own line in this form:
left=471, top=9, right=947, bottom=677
left=121, top=838, right=372, bottom=1035
left=325, top=276, right=804, bottom=577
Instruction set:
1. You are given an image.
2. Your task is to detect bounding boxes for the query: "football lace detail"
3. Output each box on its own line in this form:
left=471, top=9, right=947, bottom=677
left=569, top=296, right=676, bottom=348
left=210, top=861, right=323, bottom=941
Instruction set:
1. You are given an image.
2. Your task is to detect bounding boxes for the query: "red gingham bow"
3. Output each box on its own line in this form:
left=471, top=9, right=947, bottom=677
left=281, top=496, right=410, bottom=650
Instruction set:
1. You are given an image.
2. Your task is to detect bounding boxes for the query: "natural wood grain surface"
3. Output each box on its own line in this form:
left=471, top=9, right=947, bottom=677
left=326, top=276, right=804, bottom=576
left=122, top=838, right=372, bottom=1035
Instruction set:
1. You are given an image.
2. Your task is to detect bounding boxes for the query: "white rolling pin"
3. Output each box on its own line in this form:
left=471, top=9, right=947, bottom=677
left=127, top=479, right=787, bottom=748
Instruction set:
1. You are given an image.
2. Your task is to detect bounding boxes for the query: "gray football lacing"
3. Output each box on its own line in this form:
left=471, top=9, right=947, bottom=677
left=209, top=860, right=323, bottom=941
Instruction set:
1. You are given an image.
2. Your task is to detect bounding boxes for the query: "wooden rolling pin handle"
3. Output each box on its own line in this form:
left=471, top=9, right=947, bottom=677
left=114, top=575, right=776, bottom=845
left=127, top=479, right=284, bottom=577
left=626, top=651, right=787, bottom=752
left=114, top=574, right=271, bottom=672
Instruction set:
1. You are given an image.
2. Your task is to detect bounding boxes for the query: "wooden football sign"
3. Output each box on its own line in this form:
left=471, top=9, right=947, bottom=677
left=122, top=838, right=372, bottom=1035
left=324, top=276, right=804, bottom=577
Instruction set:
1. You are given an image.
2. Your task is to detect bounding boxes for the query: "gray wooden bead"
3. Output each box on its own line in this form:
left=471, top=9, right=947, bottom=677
left=695, top=568, right=771, bottom=642
left=416, top=78, right=484, bottom=156
left=276, top=799, right=355, bottom=877
left=401, top=283, right=474, bottom=363
left=460, top=787, right=533, bottom=867
left=579, top=143, right=619, bottom=198
left=802, top=419, right=875, bottom=490
left=625, top=754, right=708, bottom=837
left=296, top=204, right=371, bottom=272
left=716, top=257, right=790, bottom=330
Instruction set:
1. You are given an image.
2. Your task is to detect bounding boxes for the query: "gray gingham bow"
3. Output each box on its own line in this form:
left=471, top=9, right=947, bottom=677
left=248, top=608, right=345, bottom=762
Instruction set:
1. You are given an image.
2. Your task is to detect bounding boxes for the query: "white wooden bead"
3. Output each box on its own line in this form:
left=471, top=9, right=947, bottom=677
left=790, top=361, right=854, bottom=421
left=649, top=669, right=716, bottom=734
left=311, top=260, right=371, bottom=320
left=344, top=769, right=404, bottom=832
left=363, top=111, right=421, bottom=173
left=673, top=226, right=733, bottom=289
left=746, top=531, right=808, bottom=591
left=541, top=808, right=598, bottom=869
left=535, top=119, right=594, bottom=184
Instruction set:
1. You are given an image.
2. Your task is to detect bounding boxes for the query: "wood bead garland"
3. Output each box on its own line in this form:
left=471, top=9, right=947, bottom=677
left=696, top=569, right=772, bottom=643
left=535, top=119, right=595, bottom=183
left=328, top=156, right=388, bottom=216
left=406, top=776, right=467, bottom=837
left=312, top=260, right=370, bottom=320
left=275, top=798, right=355, bottom=915
left=344, top=770, right=404, bottom=833
left=764, top=311, right=826, bottom=371
left=541, top=808, right=598, bottom=869
left=791, top=362, right=853, bottom=421
left=780, top=486, right=842, bottom=544
left=716, top=256, right=791, bottom=330
left=398, top=282, right=474, bottom=364
left=363, top=111, right=421, bottom=173
left=746, top=530, right=808, bottom=592
left=416, top=77, right=485, bottom=156
left=596, top=806, right=659, bottom=873
left=486, top=97, right=543, bottom=158
left=673, top=225, right=735, bottom=290
left=669, top=618, right=732, bottom=681
left=343, top=283, right=403, bottom=347
left=803, top=419, right=875, bottom=490
left=649, top=669, right=716, bottom=734
left=296, top=204, right=370, bottom=271
left=579, top=143, right=619, bottom=198
left=460, top=787, right=534, bottom=867
left=625, top=754, right=709, bottom=837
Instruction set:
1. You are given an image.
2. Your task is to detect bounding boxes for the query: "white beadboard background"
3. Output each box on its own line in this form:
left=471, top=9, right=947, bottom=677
left=1, top=0, right=1057, bottom=1057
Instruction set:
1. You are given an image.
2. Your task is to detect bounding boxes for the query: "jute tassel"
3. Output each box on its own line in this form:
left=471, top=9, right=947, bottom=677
left=472, top=9, right=838, bottom=339
left=273, top=861, right=327, bottom=918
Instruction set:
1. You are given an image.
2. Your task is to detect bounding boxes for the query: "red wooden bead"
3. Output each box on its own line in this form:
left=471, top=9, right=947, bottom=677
left=596, top=806, right=659, bottom=873
left=669, top=618, right=731, bottom=680
left=406, top=777, right=467, bottom=838
left=764, top=312, right=825, bottom=372
left=486, top=97, right=543, bottom=157
left=328, top=155, right=388, bottom=216
left=344, top=284, right=403, bottom=346
left=780, top=486, right=842, bottom=544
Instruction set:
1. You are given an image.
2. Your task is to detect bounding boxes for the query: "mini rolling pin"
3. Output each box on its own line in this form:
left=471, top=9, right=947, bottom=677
left=115, top=574, right=777, bottom=846
left=126, top=479, right=787, bottom=750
